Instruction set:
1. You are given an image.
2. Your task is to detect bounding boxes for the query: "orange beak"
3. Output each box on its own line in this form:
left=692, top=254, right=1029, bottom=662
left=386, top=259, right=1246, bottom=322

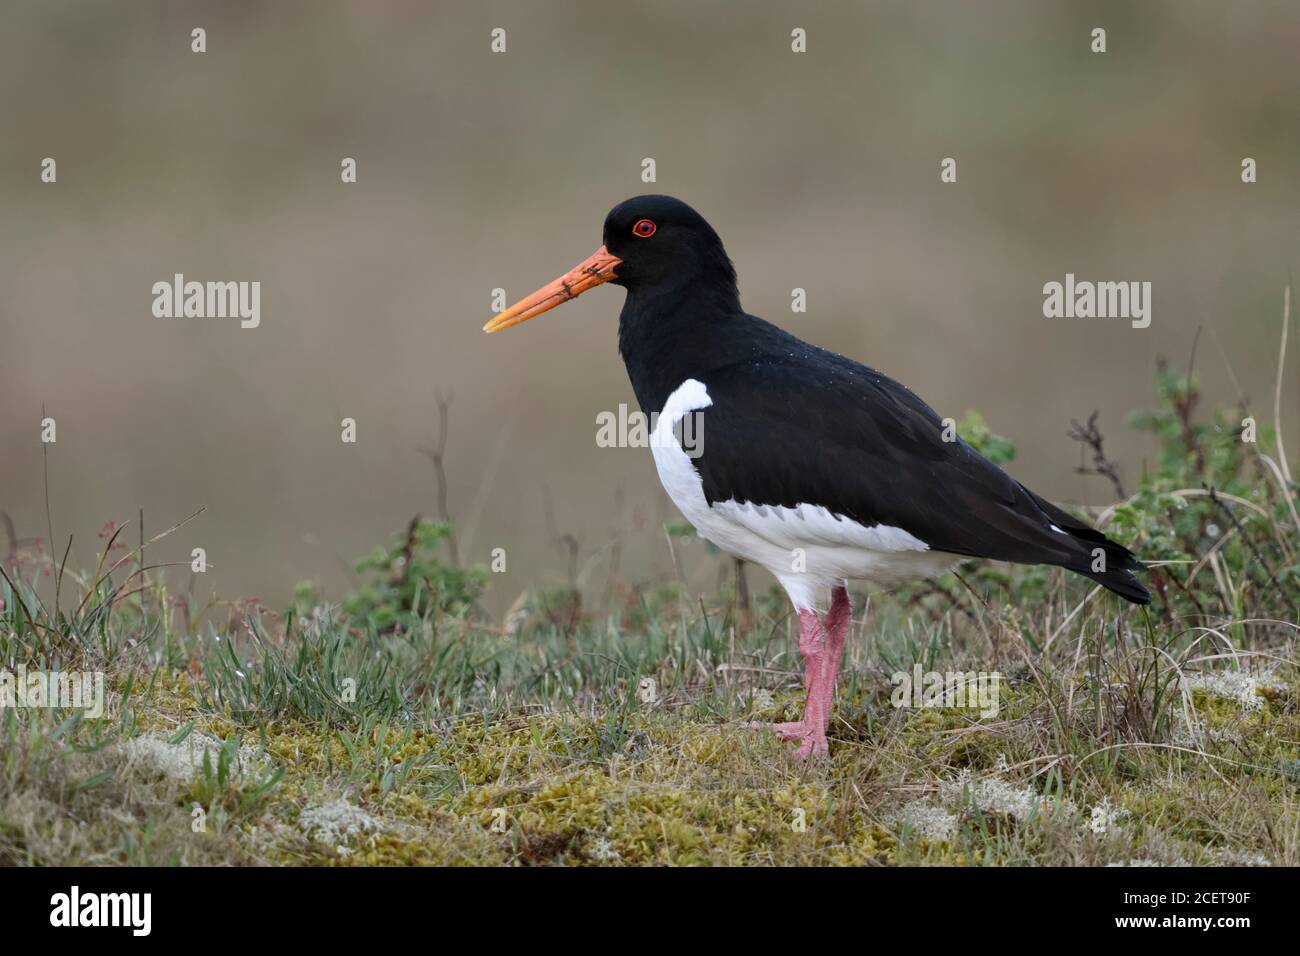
left=483, top=246, right=622, bottom=333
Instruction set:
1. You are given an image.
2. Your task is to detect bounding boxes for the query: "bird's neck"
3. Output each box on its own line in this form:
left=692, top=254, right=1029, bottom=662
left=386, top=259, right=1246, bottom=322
left=617, top=279, right=745, bottom=414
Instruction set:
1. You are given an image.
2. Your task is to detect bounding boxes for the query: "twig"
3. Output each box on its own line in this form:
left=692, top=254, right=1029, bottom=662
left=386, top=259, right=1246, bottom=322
left=732, top=557, right=752, bottom=634
left=139, top=508, right=146, bottom=643
left=416, top=388, right=460, bottom=567
left=1273, top=283, right=1293, bottom=491
left=1067, top=410, right=1126, bottom=498
left=41, top=402, right=55, bottom=600
left=391, top=513, right=421, bottom=589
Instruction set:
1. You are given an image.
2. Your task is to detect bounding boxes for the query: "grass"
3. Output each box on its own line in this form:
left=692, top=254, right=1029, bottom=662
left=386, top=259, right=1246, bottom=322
left=2, top=315, right=1299, bottom=866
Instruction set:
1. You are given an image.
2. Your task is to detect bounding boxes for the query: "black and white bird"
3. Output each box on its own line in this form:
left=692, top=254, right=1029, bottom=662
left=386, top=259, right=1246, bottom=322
left=485, top=195, right=1149, bottom=757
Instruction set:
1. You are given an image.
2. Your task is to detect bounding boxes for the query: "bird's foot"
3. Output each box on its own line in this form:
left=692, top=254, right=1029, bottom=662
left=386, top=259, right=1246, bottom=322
left=793, top=733, right=829, bottom=760
left=767, top=720, right=809, bottom=741
left=743, top=720, right=829, bottom=759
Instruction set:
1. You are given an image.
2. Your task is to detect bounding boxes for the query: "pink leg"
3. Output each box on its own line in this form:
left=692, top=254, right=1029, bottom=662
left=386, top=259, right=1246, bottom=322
left=818, top=586, right=853, bottom=732
left=747, top=607, right=831, bottom=758
left=790, top=609, right=830, bottom=757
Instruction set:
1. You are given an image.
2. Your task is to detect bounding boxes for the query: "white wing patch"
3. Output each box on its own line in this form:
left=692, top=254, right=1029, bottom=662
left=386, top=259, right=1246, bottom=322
left=656, top=377, right=713, bottom=428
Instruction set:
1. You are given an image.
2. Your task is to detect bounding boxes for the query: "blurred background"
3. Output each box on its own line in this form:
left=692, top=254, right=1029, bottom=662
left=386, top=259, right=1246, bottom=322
left=1, top=0, right=1297, bottom=616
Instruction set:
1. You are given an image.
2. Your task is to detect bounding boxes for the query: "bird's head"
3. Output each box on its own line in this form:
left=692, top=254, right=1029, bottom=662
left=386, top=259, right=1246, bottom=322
left=483, top=194, right=735, bottom=333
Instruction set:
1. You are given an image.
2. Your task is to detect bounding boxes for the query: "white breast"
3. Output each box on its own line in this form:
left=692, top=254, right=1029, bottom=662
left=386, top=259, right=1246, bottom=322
left=649, top=378, right=959, bottom=612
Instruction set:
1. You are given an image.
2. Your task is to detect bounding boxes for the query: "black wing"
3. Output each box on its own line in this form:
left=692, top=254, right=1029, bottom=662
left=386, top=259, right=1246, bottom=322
left=687, top=347, right=1149, bottom=604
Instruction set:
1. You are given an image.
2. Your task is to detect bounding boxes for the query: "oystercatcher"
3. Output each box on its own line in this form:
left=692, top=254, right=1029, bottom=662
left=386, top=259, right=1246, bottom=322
left=485, top=195, right=1149, bottom=758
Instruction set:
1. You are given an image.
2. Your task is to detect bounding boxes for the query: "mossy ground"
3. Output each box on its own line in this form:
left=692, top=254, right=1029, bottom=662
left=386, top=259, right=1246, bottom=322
left=4, top=609, right=1296, bottom=866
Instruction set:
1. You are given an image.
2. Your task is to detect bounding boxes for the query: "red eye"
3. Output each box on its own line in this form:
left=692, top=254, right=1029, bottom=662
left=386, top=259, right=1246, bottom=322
left=632, top=219, right=656, bottom=238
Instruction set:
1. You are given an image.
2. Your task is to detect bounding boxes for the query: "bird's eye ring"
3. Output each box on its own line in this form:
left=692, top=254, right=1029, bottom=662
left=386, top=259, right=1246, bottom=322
left=632, top=219, right=656, bottom=238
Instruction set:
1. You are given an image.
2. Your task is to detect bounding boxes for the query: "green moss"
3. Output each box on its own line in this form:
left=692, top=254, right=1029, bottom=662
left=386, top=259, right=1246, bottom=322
left=10, top=589, right=1300, bottom=867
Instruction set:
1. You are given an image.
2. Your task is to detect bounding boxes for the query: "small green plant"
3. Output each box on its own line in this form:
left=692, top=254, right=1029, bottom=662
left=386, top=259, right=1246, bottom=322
left=957, top=410, right=1017, bottom=466
left=1112, top=357, right=1300, bottom=619
left=187, top=730, right=285, bottom=819
left=295, top=518, right=486, bottom=632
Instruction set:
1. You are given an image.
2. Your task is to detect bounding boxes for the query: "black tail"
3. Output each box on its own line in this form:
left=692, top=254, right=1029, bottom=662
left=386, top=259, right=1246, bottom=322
left=1077, top=554, right=1151, bottom=605
left=1029, top=492, right=1152, bottom=605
